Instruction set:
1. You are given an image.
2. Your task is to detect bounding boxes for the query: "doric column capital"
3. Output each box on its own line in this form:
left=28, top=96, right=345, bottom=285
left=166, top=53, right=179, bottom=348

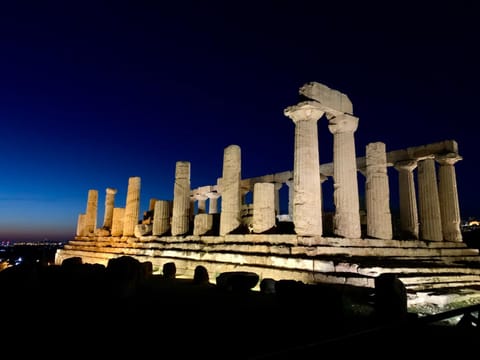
left=328, top=113, right=359, bottom=134
left=394, top=159, right=418, bottom=172
left=284, top=101, right=325, bottom=124
left=436, top=153, right=463, bottom=166
left=106, top=187, right=118, bottom=195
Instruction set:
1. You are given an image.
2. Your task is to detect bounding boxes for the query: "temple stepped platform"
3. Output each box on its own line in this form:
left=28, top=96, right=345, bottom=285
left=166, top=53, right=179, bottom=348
left=56, top=234, right=480, bottom=315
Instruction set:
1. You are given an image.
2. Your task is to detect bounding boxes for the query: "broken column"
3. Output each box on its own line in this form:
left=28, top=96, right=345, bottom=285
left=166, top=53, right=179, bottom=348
left=85, top=189, right=98, bottom=236
left=284, top=101, right=324, bottom=236
left=76, top=214, right=86, bottom=237
left=252, top=182, right=276, bottom=233
left=122, top=176, right=141, bottom=237
left=437, top=153, right=463, bottom=242
left=171, top=161, right=191, bottom=236
left=111, top=208, right=125, bottom=237
left=153, top=200, right=172, bottom=236
left=365, top=142, right=392, bottom=240
left=417, top=157, right=443, bottom=241
left=102, top=187, right=117, bottom=230
left=394, top=160, right=419, bottom=239
left=219, top=145, right=242, bottom=235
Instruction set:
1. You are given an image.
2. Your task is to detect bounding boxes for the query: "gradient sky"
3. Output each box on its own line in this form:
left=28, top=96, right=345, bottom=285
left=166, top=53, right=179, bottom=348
left=1, top=1, right=479, bottom=242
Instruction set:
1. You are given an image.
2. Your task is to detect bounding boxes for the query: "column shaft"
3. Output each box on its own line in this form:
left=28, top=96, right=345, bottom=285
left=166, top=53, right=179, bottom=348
left=153, top=200, right=172, bottom=236
left=171, top=161, right=191, bottom=236
left=394, top=160, right=419, bottom=239
left=123, top=177, right=141, bottom=237
left=219, top=145, right=242, bottom=235
left=365, top=142, right=392, bottom=239
left=85, top=189, right=98, bottom=235
left=252, top=182, right=276, bottom=233
left=417, top=158, right=443, bottom=241
left=284, top=102, right=324, bottom=236
left=102, top=187, right=117, bottom=230
left=329, top=114, right=361, bottom=238
left=437, top=154, right=463, bottom=242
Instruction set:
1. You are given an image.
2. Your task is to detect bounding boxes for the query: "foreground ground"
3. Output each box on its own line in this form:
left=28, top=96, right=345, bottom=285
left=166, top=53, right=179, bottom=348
left=0, top=261, right=478, bottom=358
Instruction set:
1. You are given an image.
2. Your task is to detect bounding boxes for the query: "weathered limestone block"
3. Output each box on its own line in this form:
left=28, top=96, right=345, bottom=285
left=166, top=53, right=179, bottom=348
left=135, top=224, right=152, bottom=237
left=299, top=81, right=353, bottom=115
left=252, top=182, right=276, bottom=233
left=193, top=213, right=213, bottom=235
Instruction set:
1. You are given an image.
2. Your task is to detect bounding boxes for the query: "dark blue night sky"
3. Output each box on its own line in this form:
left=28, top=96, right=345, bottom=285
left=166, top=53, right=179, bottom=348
left=1, top=1, right=479, bottom=242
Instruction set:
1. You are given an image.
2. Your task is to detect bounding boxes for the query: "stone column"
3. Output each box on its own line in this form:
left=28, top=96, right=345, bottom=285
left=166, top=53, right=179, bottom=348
left=76, top=214, right=86, bottom=236
left=284, top=101, right=324, bottom=236
left=417, top=158, right=443, bottom=241
left=252, top=182, right=276, bottom=233
left=153, top=200, right=171, bottom=236
left=206, top=192, right=220, bottom=214
left=365, top=142, right=392, bottom=239
left=123, top=176, right=141, bottom=237
left=274, top=183, right=282, bottom=216
left=102, top=187, right=117, bottom=230
left=171, top=161, right=191, bottom=236
left=285, top=179, right=293, bottom=220
left=394, top=160, right=419, bottom=239
left=85, top=189, right=98, bottom=235
left=111, top=207, right=125, bottom=237
left=437, top=153, right=463, bottom=242
left=328, top=113, right=361, bottom=238
left=219, top=145, right=242, bottom=236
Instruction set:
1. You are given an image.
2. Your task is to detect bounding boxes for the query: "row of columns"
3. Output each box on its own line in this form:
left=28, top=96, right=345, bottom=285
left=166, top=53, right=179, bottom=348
left=76, top=82, right=463, bottom=243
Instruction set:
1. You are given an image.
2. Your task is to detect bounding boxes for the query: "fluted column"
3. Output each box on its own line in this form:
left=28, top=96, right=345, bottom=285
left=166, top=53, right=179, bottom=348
left=394, top=160, right=419, bottom=239
left=365, top=142, right=392, bottom=239
left=417, top=158, right=443, bottom=241
left=171, top=161, right=191, bottom=236
left=219, top=145, right=242, bottom=235
left=284, top=101, right=324, bottom=236
left=328, top=113, right=361, bottom=238
left=102, top=187, right=117, bottom=230
left=122, top=176, right=141, bottom=237
left=153, top=200, right=172, bottom=236
left=437, top=153, right=463, bottom=242
left=252, top=182, right=276, bottom=233
left=206, top=192, right=220, bottom=214
left=85, top=189, right=98, bottom=236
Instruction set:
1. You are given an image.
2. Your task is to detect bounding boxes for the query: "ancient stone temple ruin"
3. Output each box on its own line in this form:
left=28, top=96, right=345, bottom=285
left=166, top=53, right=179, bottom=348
left=56, top=82, right=480, bottom=314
